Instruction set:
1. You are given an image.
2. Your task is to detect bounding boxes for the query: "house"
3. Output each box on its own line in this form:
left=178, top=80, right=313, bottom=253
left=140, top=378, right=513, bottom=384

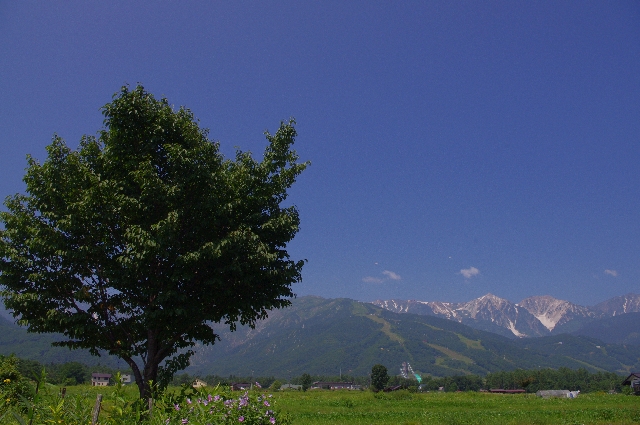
left=230, top=382, right=252, bottom=391
left=192, top=378, right=207, bottom=389
left=120, top=374, right=132, bottom=385
left=622, top=372, right=640, bottom=395
left=311, top=381, right=358, bottom=390
left=91, top=373, right=112, bottom=386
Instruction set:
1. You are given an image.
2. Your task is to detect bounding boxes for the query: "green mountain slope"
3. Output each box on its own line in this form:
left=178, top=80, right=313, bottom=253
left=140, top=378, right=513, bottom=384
left=569, top=312, right=640, bottom=345
left=0, top=315, right=121, bottom=367
left=187, top=297, right=640, bottom=377
left=1, top=296, right=638, bottom=377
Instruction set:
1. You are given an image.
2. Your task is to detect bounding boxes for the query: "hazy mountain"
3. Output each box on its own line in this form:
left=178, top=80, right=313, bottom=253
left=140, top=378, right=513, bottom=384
left=0, top=314, right=121, bottom=368
left=593, top=293, right=640, bottom=316
left=569, top=312, right=640, bottom=345
left=374, top=293, right=640, bottom=339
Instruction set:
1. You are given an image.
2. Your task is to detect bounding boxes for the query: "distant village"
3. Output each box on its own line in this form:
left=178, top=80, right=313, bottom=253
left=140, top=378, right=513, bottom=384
left=90, top=371, right=640, bottom=396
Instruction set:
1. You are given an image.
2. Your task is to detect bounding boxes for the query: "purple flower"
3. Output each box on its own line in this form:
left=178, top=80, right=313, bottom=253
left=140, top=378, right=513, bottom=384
left=269, top=417, right=276, bottom=424
left=187, top=398, right=192, bottom=404
left=181, top=419, right=188, bottom=424
left=207, top=394, right=213, bottom=402
left=174, top=404, right=180, bottom=411
left=238, top=416, right=245, bottom=422
left=214, top=395, right=221, bottom=402
left=255, top=381, right=262, bottom=388
left=264, top=400, right=270, bottom=407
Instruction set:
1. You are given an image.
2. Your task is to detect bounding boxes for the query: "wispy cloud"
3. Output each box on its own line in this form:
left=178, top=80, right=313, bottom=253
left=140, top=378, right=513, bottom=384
left=604, top=269, right=618, bottom=277
left=460, top=266, right=480, bottom=279
left=382, top=270, right=401, bottom=280
left=362, top=276, right=383, bottom=284
left=363, top=270, right=402, bottom=284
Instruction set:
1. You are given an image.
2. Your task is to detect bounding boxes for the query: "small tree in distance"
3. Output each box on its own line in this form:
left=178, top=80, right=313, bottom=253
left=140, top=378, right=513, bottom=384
left=0, top=86, right=308, bottom=399
left=300, top=373, right=313, bottom=392
left=371, top=364, right=389, bottom=391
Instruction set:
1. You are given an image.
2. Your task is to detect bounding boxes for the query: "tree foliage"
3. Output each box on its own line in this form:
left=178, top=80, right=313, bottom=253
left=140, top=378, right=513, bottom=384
left=0, top=85, right=308, bottom=399
left=299, top=373, right=313, bottom=392
left=371, top=364, right=389, bottom=391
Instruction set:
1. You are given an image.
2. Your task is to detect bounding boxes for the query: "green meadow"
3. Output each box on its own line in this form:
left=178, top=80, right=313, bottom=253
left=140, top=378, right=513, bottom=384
left=4, top=384, right=639, bottom=425
left=275, top=390, right=640, bottom=425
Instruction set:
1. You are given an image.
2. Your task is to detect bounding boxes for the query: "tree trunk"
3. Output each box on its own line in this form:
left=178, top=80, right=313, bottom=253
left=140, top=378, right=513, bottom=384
left=123, top=355, right=159, bottom=400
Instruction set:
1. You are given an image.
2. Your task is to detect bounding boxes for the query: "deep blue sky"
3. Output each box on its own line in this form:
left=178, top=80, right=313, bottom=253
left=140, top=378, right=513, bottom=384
left=1, top=1, right=639, bottom=306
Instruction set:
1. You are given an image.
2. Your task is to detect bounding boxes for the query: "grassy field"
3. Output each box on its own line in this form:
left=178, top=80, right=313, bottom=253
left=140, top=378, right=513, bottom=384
left=4, top=384, right=640, bottom=424
left=274, top=390, right=640, bottom=425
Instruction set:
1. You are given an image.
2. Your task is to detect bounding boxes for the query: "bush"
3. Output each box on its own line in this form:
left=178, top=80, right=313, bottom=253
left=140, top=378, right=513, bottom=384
left=270, top=380, right=282, bottom=391
left=0, top=355, right=35, bottom=411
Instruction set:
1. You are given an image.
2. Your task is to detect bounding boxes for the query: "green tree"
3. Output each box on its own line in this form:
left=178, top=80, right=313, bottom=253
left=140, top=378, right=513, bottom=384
left=58, top=361, right=87, bottom=385
left=0, top=85, right=308, bottom=399
left=300, top=373, right=313, bottom=391
left=270, top=379, right=282, bottom=390
left=371, top=364, right=389, bottom=391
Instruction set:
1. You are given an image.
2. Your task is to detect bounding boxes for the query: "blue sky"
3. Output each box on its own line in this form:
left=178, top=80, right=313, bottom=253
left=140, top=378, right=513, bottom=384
left=1, top=1, right=639, bottom=306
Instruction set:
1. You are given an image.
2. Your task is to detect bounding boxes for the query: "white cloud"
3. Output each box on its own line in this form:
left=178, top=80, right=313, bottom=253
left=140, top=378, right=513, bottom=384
left=363, top=270, right=402, bottom=284
left=382, top=270, right=402, bottom=280
left=460, top=267, right=480, bottom=279
left=604, top=269, right=618, bottom=277
left=362, top=276, right=383, bottom=284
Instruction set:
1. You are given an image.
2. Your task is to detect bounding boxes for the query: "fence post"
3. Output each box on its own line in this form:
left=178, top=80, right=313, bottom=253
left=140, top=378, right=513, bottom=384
left=148, top=398, right=154, bottom=418
left=91, top=394, right=102, bottom=425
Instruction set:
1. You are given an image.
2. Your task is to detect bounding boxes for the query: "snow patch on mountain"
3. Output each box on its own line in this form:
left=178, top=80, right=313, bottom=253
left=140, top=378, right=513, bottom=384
left=373, top=292, right=640, bottom=339
left=519, top=295, right=595, bottom=331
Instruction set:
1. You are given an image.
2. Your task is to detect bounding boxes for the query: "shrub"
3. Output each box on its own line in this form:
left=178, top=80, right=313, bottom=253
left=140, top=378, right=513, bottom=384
left=0, top=355, right=35, bottom=411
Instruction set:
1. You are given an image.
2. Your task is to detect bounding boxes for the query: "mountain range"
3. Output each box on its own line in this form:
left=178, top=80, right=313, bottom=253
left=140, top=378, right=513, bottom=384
left=1, top=294, right=639, bottom=378
left=372, top=293, right=640, bottom=339
left=187, top=295, right=640, bottom=377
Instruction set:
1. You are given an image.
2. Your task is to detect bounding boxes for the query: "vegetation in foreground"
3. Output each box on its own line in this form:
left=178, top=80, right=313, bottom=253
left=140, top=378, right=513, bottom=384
left=2, top=384, right=639, bottom=425
left=276, top=390, right=640, bottom=425
left=2, top=355, right=639, bottom=424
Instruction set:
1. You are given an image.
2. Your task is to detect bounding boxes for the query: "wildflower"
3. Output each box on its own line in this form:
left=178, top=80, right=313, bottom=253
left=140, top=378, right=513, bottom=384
left=186, top=398, right=192, bottom=404
left=181, top=419, right=188, bottom=424
left=213, top=395, right=221, bottom=402
left=255, top=381, right=262, bottom=388
left=238, top=416, right=244, bottom=422
left=269, top=417, right=276, bottom=424
left=264, top=400, right=270, bottom=407
left=174, top=404, right=181, bottom=411
left=208, top=394, right=213, bottom=402
left=3, top=379, right=10, bottom=383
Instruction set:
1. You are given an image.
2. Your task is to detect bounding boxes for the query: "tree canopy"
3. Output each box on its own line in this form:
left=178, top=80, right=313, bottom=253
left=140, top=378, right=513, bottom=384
left=0, top=85, right=308, bottom=399
left=371, top=364, right=389, bottom=391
